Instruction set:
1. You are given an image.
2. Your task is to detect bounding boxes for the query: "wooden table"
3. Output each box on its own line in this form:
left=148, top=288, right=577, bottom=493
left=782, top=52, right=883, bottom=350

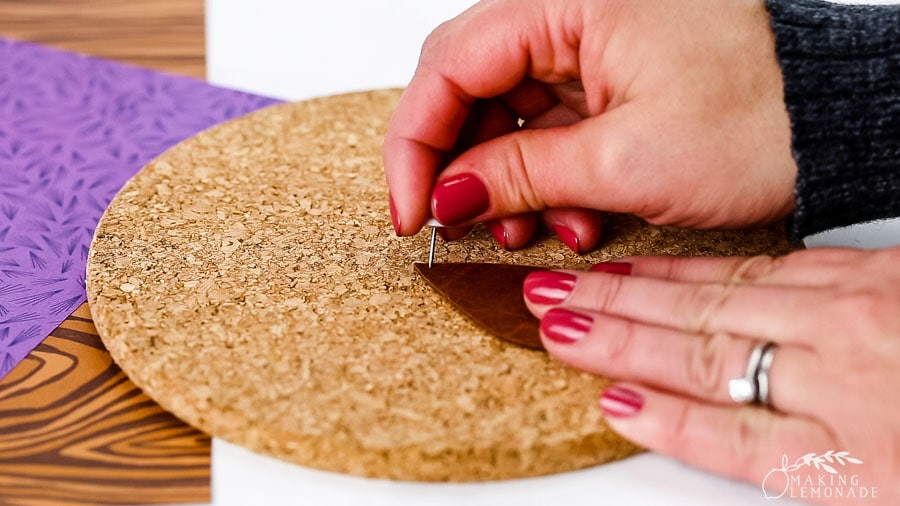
left=0, top=3, right=212, bottom=504
left=0, top=0, right=205, bottom=78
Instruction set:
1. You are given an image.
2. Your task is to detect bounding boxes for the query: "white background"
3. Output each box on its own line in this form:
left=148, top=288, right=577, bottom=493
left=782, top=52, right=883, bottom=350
left=203, top=1, right=896, bottom=504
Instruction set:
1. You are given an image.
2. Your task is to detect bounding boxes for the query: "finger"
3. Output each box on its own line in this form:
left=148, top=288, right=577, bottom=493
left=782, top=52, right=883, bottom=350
left=598, top=384, right=836, bottom=486
left=610, top=249, right=867, bottom=287
left=485, top=214, right=538, bottom=251
left=500, top=77, right=559, bottom=121
left=451, top=98, right=519, bottom=158
left=391, top=97, right=517, bottom=237
left=437, top=225, right=472, bottom=242
left=429, top=107, right=643, bottom=226
left=614, top=255, right=785, bottom=283
left=384, top=79, right=469, bottom=235
left=523, top=270, right=825, bottom=345
left=383, top=0, right=591, bottom=234
left=542, top=208, right=604, bottom=254
left=501, top=79, right=586, bottom=130
left=539, top=308, right=823, bottom=413
left=548, top=81, right=590, bottom=118
left=524, top=103, right=584, bottom=129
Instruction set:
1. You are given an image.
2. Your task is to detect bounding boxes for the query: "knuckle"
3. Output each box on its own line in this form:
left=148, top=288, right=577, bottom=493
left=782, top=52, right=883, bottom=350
left=729, top=409, right=763, bottom=469
left=421, top=21, right=451, bottom=54
left=498, top=133, right=545, bottom=212
left=686, top=332, right=730, bottom=399
left=678, top=284, right=730, bottom=333
left=593, top=271, right=627, bottom=314
left=664, top=257, right=688, bottom=281
left=830, top=289, right=893, bottom=335
left=595, top=124, right=634, bottom=184
left=666, top=401, right=694, bottom=454
left=596, top=317, right=636, bottom=365
left=727, top=255, right=781, bottom=284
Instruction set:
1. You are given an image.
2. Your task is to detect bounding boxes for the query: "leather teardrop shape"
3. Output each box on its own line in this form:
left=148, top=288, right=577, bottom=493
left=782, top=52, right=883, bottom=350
left=414, top=262, right=546, bottom=351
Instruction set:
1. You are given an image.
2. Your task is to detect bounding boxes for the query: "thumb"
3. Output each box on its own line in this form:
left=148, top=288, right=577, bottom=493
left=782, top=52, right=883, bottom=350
left=430, top=108, right=640, bottom=226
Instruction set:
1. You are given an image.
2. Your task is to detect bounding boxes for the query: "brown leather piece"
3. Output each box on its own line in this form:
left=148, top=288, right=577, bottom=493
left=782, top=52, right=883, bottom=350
left=414, top=262, right=546, bottom=351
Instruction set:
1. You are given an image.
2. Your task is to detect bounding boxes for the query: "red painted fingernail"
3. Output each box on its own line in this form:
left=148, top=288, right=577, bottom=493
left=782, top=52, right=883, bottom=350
left=541, top=308, right=593, bottom=344
left=437, top=227, right=469, bottom=242
left=553, top=224, right=582, bottom=254
left=389, top=194, right=401, bottom=236
left=431, top=173, right=490, bottom=226
left=523, top=271, right=576, bottom=305
left=599, top=386, right=644, bottom=418
left=486, top=221, right=508, bottom=250
left=590, top=262, right=633, bottom=275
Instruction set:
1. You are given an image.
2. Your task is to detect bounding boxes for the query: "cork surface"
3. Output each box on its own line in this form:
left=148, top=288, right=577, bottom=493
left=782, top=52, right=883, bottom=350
left=86, top=89, right=797, bottom=481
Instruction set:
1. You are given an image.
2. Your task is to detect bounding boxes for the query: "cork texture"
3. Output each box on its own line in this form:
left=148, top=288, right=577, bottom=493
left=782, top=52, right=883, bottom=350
left=86, top=89, right=797, bottom=481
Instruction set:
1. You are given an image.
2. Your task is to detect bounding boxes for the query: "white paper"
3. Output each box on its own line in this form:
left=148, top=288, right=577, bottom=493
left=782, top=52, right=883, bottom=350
left=205, top=438, right=789, bottom=506
left=207, top=0, right=479, bottom=101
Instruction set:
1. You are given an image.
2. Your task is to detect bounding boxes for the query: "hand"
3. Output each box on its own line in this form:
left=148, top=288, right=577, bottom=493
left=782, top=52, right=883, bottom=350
left=383, top=0, right=798, bottom=252
left=523, top=247, right=900, bottom=503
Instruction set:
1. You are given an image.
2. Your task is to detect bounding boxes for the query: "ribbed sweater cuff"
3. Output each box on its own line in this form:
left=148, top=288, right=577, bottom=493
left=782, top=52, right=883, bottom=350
left=764, top=0, right=900, bottom=239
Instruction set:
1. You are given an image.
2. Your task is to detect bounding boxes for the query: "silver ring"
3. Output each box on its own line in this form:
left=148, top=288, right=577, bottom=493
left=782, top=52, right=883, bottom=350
left=728, top=341, right=776, bottom=405
left=756, top=343, right=777, bottom=408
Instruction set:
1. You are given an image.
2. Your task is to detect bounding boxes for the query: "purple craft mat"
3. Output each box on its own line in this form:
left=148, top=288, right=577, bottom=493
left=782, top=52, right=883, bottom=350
left=0, top=39, right=281, bottom=378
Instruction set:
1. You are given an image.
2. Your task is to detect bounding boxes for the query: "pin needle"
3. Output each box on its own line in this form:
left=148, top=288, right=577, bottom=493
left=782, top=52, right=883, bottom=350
left=428, top=226, right=437, bottom=268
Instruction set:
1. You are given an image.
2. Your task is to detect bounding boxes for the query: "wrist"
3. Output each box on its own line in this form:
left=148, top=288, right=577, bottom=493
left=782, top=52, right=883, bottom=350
left=764, top=0, right=900, bottom=239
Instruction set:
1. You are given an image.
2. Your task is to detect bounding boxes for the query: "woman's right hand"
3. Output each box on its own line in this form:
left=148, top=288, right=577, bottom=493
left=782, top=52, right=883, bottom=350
left=384, top=0, right=799, bottom=252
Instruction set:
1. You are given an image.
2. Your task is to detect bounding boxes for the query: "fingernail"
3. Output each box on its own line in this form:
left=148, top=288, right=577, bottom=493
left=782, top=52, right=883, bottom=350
left=590, top=262, right=633, bottom=275
left=541, top=308, right=593, bottom=344
left=486, top=221, right=508, bottom=250
left=389, top=194, right=401, bottom=236
left=437, top=227, right=469, bottom=242
left=523, top=271, right=576, bottom=305
left=553, top=224, right=582, bottom=254
left=599, top=386, right=644, bottom=418
left=432, top=173, right=490, bottom=226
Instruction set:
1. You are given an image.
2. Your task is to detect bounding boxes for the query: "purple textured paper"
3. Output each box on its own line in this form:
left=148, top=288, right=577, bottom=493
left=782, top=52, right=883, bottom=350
left=0, top=39, right=281, bottom=378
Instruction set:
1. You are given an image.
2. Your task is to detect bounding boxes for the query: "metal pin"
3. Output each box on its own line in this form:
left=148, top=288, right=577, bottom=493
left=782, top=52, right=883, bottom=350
left=425, top=218, right=442, bottom=268
left=428, top=227, right=437, bottom=268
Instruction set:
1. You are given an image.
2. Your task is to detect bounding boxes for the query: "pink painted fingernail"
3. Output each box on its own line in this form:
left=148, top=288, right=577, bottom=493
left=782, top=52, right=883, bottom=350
left=552, top=224, right=582, bottom=254
left=541, top=308, right=593, bottom=344
left=486, top=221, right=508, bottom=250
left=590, top=262, right=633, bottom=275
left=389, top=194, right=401, bottom=236
left=600, top=386, right=644, bottom=418
left=523, top=271, right=576, bottom=305
left=431, top=173, right=490, bottom=226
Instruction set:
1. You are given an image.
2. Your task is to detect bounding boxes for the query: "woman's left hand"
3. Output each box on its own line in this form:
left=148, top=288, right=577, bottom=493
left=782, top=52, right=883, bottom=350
left=523, top=246, right=900, bottom=503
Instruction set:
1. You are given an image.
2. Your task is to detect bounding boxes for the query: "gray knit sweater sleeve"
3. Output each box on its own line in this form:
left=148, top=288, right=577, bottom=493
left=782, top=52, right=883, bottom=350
left=764, top=0, right=900, bottom=238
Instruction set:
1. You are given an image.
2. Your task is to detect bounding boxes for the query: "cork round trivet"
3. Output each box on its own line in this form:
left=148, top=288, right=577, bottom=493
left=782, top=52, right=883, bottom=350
left=86, top=89, right=797, bottom=482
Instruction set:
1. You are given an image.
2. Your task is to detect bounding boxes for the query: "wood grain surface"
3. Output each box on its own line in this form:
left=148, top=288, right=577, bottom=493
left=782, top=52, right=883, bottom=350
left=0, top=303, right=211, bottom=506
left=0, top=0, right=205, bottom=78
left=0, top=2, right=211, bottom=503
